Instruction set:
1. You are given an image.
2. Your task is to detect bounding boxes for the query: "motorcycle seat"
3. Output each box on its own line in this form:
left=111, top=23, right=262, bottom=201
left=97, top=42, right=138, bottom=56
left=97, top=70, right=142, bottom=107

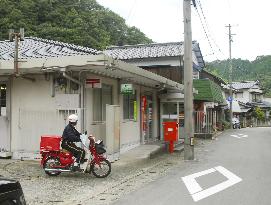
left=61, top=149, right=71, bottom=153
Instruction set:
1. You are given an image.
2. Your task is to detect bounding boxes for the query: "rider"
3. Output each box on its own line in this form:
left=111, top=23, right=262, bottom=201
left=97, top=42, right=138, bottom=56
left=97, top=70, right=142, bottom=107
left=61, top=114, right=85, bottom=170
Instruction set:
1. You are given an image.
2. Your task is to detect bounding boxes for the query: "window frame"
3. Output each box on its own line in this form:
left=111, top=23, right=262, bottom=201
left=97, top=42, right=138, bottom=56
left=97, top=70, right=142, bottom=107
left=93, top=84, right=113, bottom=122
left=123, top=90, right=137, bottom=121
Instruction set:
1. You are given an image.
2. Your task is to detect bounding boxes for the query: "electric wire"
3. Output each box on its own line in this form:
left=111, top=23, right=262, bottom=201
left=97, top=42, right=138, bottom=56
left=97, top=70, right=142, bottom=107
left=193, top=3, right=220, bottom=60
left=196, top=0, right=226, bottom=59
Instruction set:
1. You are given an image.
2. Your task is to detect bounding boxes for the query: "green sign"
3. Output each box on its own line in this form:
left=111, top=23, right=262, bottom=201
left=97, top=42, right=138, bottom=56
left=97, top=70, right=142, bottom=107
left=134, top=101, right=137, bottom=121
left=120, top=84, right=133, bottom=94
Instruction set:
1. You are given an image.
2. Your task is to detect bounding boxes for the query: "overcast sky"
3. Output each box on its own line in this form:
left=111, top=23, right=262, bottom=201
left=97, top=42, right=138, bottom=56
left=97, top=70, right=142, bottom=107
left=97, top=0, right=271, bottom=62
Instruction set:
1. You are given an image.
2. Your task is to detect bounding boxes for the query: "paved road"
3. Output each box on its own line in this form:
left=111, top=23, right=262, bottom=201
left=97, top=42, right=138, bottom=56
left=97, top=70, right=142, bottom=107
left=113, top=127, right=271, bottom=205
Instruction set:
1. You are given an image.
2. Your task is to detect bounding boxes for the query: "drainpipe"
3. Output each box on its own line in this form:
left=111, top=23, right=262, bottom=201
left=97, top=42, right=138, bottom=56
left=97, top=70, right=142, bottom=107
left=79, top=70, right=88, bottom=133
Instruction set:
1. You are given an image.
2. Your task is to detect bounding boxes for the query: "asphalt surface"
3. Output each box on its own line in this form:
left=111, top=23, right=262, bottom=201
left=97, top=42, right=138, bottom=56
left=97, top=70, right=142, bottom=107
left=113, top=127, right=271, bottom=205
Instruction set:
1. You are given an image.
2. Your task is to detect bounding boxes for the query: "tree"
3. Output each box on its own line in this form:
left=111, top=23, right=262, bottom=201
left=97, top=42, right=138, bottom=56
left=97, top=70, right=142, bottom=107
left=0, top=0, right=152, bottom=50
left=253, top=107, right=265, bottom=121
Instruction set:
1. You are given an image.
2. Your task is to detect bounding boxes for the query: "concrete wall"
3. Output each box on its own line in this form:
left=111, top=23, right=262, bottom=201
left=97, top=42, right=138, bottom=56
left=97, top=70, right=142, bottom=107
left=10, top=75, right=58, bottom=153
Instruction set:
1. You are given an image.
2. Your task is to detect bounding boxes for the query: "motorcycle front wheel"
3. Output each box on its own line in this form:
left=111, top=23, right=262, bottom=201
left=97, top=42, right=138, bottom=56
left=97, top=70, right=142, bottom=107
left=91, top=159, right=111, bottom=178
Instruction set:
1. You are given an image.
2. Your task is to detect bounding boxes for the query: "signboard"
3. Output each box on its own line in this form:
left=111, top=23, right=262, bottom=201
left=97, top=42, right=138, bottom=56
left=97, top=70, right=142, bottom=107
left=85, top=78, right=102, bottom=88
left=133, top=101, right=137, bottom=121
left=120, top=84, right=133, bottom=94
left=227, top=96, right=233, bottom=102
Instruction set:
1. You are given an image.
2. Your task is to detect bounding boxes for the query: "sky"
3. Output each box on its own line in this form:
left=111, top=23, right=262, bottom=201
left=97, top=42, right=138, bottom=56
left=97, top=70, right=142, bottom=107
left=96, top=0, right=271, bottom=62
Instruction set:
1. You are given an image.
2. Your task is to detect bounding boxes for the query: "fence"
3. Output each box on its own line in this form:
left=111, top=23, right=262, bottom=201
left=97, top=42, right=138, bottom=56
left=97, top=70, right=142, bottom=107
left=194, top=110, right=215, bottom=134
left=253, top=118, right=271, bottom=127
left=18, top=108, right=82, bottom=152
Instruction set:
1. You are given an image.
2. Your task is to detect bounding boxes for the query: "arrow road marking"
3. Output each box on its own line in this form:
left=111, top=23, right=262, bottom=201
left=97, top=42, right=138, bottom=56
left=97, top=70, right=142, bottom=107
left=182, top=166, right=242, bottom=202
left=231, top=134, right=248, bottom=139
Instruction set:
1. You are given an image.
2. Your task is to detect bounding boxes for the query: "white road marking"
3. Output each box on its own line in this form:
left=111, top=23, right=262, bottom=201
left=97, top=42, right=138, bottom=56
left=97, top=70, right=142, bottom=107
left=182, top=166, right=242, bottom=202
left=182, top=168, right=216, bottom=194
left=241, top=135, right=248, bottom=138
left=231, top=135, right=241, bottom=138
left=231, top=134, right=248, bottom=139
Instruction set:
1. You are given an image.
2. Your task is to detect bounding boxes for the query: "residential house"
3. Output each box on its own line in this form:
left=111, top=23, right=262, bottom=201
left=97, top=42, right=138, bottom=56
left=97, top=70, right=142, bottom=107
left=231, top=81, right=271, bottom=127
left=0, top=37, right=184, bottom=159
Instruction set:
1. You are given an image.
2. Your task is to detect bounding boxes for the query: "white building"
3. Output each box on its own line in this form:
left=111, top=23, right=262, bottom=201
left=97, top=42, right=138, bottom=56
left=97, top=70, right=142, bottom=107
left=232, top=81, right=264, bottom=103
left=0, top=37, right=184, bottom=159
left=231, top=81, right=271, bottom=126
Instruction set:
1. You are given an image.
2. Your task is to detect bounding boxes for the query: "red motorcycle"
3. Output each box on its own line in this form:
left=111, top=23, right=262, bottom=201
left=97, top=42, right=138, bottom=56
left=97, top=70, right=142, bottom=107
left=40, top=134, right=111, bottom=178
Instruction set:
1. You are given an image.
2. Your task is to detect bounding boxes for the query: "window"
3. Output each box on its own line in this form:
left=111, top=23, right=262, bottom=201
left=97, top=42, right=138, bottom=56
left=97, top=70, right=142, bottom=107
left=252, top=93, right=261, bottom=102
left=0, top=84, right=6, bottom=116
left=93, top=84, right=113, bottom=121
left=123, top=91, right=137, bottom=120
left=235, top=92, right=243, bottom=98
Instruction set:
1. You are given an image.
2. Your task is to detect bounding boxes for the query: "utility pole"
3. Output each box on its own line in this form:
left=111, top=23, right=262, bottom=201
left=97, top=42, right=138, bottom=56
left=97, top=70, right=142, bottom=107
left=183, top=0, right=194, bottom=160
left=226, top=24, right=233, bottom=126
left=9, top=28, right=24, bottom=77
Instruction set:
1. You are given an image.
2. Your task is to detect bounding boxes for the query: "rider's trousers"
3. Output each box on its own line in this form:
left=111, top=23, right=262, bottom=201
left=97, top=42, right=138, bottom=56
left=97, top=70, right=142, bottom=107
left=61, top=141, right=86, bottom=164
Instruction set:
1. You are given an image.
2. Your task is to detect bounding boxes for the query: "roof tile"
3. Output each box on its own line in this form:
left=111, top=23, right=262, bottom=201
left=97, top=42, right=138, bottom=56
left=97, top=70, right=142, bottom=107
left=0, top=37, right=99, bottom=60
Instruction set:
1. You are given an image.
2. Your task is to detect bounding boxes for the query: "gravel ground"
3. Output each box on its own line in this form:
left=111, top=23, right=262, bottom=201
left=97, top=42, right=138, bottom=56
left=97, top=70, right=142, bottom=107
left=0, top=139, right=212, bottom=205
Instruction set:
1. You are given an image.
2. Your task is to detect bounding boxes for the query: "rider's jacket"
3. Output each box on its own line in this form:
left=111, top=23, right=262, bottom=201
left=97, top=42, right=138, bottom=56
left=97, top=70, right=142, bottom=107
left=62, top=123, right=81, bottom=142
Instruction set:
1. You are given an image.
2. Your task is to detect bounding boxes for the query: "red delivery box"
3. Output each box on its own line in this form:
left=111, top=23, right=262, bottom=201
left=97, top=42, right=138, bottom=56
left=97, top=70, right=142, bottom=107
left=40, top=135, right=62, bottom=153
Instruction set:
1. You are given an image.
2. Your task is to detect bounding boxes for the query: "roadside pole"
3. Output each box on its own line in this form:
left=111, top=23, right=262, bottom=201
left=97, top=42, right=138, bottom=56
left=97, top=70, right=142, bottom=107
left=183, top=0, right=194, bottom=160
left=226, top=24, right=233, bottom=127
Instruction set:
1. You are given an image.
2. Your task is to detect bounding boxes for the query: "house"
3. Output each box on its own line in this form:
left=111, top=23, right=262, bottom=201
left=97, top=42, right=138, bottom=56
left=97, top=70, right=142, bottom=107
left=231, top=81, right=271, bottom=126
left=0, top=37, right=184, bottom=159
left=105, top=42, right=225, bottom=138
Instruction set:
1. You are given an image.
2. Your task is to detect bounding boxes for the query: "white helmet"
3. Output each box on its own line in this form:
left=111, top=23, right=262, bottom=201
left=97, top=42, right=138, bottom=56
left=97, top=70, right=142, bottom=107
left=68, top=114, right=78, bottom=123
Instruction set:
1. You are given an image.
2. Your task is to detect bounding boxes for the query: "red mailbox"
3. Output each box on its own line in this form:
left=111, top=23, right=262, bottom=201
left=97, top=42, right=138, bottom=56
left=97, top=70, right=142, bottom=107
left=163, top=121, right=178, bottom=153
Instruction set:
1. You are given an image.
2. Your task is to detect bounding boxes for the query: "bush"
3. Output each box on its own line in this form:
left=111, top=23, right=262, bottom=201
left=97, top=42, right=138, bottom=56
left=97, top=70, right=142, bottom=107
left=253, top=107, right=265, bottom=121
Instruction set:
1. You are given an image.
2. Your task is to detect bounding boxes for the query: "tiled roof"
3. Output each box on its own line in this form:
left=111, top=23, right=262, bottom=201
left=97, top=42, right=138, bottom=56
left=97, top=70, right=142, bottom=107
left=193, top=79, right=225, bottom=104
left=231, top=81, right=260, bottom=90
left=0, top=37, right=99, bottom=60
left=104, top=41, right=205, bottom=69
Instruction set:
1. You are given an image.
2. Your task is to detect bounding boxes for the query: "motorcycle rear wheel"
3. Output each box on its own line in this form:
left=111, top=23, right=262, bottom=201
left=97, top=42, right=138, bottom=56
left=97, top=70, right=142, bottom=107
left=91, top=159, right=111, bottom=178
left=44, top=158, right=61, bottom=176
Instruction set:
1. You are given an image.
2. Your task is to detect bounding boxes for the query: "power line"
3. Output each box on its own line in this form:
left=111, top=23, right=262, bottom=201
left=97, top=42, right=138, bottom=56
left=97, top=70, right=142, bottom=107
left=126, top=0, right=137, bottom=25
left=193, top=3, right=219, bottom=60
left=196, top=0, right=226, bottom=58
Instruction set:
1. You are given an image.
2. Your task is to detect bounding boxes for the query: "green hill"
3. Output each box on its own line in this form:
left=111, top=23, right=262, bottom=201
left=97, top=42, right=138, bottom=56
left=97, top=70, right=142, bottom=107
left=206, top=56, right=271, bottom=97
left=0, top=0, right=152, bottom=49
